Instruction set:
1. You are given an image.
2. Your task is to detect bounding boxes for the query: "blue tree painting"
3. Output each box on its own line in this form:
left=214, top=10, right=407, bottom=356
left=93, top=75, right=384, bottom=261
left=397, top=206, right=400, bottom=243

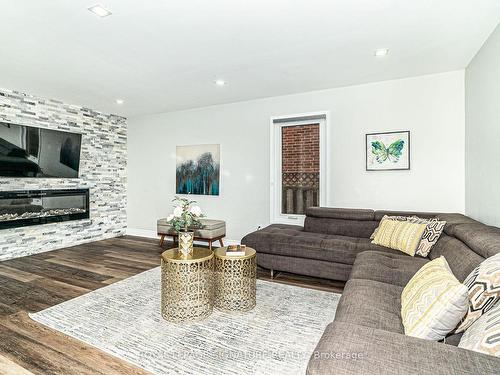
left=176, top=144, right=220, bottom=195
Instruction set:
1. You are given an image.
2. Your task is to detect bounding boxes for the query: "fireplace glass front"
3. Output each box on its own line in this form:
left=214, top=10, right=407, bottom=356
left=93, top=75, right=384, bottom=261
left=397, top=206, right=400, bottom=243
left=0, top=189, right=89, bottom=229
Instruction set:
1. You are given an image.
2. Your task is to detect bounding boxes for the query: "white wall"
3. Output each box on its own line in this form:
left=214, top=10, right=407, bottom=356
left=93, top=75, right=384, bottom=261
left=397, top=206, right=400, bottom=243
left=465, top=24, right=500, bottom=227
left=127, top=71, right=465, bottom=242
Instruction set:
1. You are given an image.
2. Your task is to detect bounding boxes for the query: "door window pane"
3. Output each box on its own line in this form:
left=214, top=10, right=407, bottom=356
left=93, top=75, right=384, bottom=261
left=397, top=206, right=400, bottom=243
left=281, top=123, right=320, bottom=214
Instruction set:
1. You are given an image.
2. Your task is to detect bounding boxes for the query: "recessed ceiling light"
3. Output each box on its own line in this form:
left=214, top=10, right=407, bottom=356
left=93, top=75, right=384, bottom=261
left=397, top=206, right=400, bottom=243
left=374, top=48, right=389, bottom=57
left=88, top=5, right=112, bottom=18
left=214, top=79, right=227, bottom=86
left=115, top=99, right=124, bottom=105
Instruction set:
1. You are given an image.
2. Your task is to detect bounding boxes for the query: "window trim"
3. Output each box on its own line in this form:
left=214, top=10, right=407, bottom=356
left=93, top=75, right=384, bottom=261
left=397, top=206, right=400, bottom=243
left=269, top=111, right=329, bottom=225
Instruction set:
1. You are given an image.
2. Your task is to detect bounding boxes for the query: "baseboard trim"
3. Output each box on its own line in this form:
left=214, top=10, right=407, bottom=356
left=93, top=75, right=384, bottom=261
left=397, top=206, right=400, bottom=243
left=126, top=228, right=240, bottom=246
left=126, top=228, right=157, bottom=239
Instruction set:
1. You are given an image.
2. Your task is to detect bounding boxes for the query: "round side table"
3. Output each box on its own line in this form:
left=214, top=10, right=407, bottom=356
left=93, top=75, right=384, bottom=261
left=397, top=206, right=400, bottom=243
left=213, top=247, right=257, bottom=312
left=161, top=247, right=214, bottom=323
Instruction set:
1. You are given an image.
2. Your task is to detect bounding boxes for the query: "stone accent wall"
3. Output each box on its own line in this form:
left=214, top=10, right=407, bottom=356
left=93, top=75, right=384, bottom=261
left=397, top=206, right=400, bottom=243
left=0, top=88, right=127, bottom=261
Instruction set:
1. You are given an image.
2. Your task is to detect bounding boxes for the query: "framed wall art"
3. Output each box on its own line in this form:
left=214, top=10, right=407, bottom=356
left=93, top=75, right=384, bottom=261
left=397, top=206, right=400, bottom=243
left=366, top=131, right=410, bottom=171
left=176, top=144, right=220, bottom=195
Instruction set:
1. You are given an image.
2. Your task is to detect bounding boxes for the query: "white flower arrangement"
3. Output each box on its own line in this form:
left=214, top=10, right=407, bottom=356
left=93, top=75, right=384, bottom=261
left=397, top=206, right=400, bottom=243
left=167, top=196, right=203, bottom=232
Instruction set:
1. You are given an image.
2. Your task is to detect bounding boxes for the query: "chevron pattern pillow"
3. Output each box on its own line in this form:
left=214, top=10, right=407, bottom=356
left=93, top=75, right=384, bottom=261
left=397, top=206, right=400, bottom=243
left=401, top=256, right=469, bottom=340
left=455, top=253, right=500, bottom=333
left=459, top=301, right=500, bottom=357
left=414, top=218, right=446, bottom=257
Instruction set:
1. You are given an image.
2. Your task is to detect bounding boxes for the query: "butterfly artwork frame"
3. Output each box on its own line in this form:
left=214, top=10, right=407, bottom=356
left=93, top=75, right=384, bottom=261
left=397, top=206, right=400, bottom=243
left=366, top=131, right=410, bottom=171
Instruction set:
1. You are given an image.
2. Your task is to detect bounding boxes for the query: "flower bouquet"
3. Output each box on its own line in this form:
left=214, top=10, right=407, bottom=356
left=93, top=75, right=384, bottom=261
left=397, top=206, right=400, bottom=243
left=166, top=196, right=204, bottom=256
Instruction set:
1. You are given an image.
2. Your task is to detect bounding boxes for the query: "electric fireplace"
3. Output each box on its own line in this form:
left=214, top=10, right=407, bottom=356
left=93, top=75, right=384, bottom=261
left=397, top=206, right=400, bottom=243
left=0, top=189, right=89, bottom=229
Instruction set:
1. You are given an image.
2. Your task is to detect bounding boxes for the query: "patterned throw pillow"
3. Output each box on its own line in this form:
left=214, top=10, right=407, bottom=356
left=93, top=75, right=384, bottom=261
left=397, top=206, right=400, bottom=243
left=455, top=252, right=500, bottom=333
left=414, top=218, right=446, bottom=257
left=459, top=301, right=500, bottom=357
left=370, top=215, right=412, bottom=239
left=401, top=256, right=469, bottom=340
left=370, top=215, right=446, bottom=257
left=372, top=217, right=428, bottom=256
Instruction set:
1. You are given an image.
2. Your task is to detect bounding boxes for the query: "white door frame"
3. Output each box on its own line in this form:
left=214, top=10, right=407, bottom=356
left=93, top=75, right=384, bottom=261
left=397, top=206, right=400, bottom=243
left=269, top=111, right=329, bottom=225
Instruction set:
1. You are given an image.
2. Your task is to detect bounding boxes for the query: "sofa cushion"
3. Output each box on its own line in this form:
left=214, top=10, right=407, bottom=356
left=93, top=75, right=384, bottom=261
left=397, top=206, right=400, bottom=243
left=439, top=213, right=481, bottom=237
left=448, top=223, right=500, bottom=259
left=334, top=278, right=404, bottom=333
left=304, top=216, right=379, bottom=238
left=257, top=252, right=353, bottom=281
left=243, top=225, right=399, bottom=265
left=350, top=251, right=428, bottom=286
left=428, top=234, right=484, bottom=282
left=241, top=223, right=302, bottom=245
left=306, top=207, right=375, bottom=221
left=374, top=210, right=438, bottom=221
left=401, top=257, right=469, bottom=341
left=306, top=322, right=500, bottom=375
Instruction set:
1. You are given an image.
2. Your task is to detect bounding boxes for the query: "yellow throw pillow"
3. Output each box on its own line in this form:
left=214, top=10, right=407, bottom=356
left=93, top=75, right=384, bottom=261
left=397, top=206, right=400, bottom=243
left=372, top=217, right=427, bottom=256
left=401, top=256, right=469, bottom=341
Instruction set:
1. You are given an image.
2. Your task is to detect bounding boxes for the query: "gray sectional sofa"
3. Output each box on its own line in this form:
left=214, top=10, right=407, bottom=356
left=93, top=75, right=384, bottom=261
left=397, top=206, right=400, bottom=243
left=241, top=207, right=500, bottom=374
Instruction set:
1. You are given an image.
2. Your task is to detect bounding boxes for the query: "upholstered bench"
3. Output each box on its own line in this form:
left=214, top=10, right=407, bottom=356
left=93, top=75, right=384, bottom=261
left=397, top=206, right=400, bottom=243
left=157, top=218, right=226, bottom=250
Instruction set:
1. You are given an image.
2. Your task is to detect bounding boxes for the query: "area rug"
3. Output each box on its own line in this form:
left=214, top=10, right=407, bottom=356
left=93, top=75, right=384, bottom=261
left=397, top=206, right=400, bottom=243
left=30, top=267, right=340, bottom=375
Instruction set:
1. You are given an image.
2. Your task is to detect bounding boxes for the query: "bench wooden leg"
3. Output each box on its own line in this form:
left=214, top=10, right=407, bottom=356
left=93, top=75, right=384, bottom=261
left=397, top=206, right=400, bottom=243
left=270, top=269, right=274, bottom=279
left=209, top=240, right=212, bottom=251
left=159, top=234, right=165, bottom=247
left=219, top=238, right=224, bottom=247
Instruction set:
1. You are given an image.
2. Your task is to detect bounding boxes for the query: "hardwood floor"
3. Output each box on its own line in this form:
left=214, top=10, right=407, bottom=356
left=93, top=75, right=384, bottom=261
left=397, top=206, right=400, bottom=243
left=0, top=235, right=343, bottom=375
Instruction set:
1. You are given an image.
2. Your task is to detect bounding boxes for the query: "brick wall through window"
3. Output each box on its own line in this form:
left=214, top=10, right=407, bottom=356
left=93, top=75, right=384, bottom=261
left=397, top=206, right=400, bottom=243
left=281, top=124, right=320, bottom=214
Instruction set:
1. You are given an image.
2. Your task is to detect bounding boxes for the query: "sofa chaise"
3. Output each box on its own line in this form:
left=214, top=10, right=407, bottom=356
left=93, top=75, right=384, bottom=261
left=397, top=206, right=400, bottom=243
left=241, top=207, right=500, bottom=374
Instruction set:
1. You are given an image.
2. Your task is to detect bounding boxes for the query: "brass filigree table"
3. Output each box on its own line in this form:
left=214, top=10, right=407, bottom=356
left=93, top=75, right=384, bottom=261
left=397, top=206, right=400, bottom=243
left=161, top=247, right=214, bottom=323
left=213, top=247, right=257, bottom=312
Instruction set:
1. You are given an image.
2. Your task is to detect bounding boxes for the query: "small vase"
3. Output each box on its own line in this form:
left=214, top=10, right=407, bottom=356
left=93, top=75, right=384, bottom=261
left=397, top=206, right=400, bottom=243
left=178, top=230, right=194, bottom=256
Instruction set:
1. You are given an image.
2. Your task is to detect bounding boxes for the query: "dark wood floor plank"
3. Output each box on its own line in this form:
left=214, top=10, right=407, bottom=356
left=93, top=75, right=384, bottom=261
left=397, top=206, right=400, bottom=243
left=44, top=257, right=136, bottom=279
left=0, top=323, right=99, bottom=375
left=0, top=265, right=42, bottom=283
left=0, top=275, right=75, bottom=314
left=2, top=258, right=110, bottom=289
left=0, top=313, right=148, bottom=375
left=0, top=353, right=36, bottom=375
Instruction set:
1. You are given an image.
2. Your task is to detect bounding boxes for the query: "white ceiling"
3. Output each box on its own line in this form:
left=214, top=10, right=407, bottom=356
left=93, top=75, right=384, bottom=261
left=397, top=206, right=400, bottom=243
left=0, top=0, right=499, bottom=117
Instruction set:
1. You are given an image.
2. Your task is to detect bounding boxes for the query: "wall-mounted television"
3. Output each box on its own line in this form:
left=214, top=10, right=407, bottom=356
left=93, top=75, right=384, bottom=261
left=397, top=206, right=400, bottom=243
left=0, top=121, right=82, bottom=178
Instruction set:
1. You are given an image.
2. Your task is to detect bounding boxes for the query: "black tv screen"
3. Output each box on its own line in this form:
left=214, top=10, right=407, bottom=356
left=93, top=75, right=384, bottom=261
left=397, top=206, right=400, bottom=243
left=0, top=122, right=82, bottom=178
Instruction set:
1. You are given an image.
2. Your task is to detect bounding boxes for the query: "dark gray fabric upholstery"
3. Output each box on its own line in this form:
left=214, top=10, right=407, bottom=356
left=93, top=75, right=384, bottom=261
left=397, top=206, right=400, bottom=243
left=449, top=223, right=500, bottom=259
left=334, top=279, right=404, bottom=333
left=257, top=252, right=352, bottom=281
left=349, top=251, right=428, bottom=286
left=304, top=217, right=379, bottom=238
left=306, top=207, right=375, bottom=221
left=241, top=223, right=303, bottom=254
left=428, top=234, right=484, bottom=282
left=242, top=224, right=397, bottom=265
left=307, top=322, right=500, bottom=375
left=444, top=332, right=464, bottom=347
left=438, top=213, right=480, bottom=235
left=373, top=210, right=438, bottom=221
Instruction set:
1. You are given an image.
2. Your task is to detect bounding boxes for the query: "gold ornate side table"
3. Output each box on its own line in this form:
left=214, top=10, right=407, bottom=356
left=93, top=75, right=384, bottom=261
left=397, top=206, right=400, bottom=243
left=161, top=247, right=214, bottom=323
left=213, top=247, right=257, bottom=312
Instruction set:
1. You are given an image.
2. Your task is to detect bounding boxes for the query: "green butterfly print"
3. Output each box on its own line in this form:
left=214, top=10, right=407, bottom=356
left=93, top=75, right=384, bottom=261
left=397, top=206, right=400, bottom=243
left=371, top=139, right=404, bottom=163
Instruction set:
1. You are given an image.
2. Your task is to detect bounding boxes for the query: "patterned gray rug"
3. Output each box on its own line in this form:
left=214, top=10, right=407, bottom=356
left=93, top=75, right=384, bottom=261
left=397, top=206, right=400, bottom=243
left=30, top=267, right=340, bottom=375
